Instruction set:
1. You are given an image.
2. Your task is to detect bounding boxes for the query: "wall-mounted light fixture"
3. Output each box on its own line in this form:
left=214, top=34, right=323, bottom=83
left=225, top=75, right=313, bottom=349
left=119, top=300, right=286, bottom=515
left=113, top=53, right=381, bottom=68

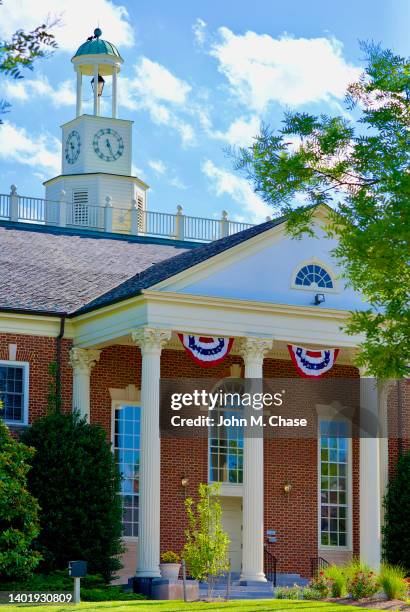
left=283, top=482, right=292, bottom=494
left=314, top=293, right=325, bottom=305
left=181, top=476, right=189, bottom=498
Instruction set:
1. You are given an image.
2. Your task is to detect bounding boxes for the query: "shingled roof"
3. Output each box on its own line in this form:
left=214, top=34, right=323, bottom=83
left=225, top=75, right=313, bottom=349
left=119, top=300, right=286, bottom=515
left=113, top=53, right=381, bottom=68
left=0, top=215, right=285, bottom=317
left=0, top=222, right=191, bottom=315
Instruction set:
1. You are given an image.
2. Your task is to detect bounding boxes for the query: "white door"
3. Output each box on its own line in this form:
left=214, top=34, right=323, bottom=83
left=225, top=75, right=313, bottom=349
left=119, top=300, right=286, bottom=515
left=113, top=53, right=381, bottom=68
left=220, top=497, right=242, bottom=573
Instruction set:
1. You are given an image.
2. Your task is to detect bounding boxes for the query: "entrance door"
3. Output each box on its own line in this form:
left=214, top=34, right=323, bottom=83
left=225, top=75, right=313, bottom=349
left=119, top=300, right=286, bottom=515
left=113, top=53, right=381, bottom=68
left=220, top=497, right=242, bottom=573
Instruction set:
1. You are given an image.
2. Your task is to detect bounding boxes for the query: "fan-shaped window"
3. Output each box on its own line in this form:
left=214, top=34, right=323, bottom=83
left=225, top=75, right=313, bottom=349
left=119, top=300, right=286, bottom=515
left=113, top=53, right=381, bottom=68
left=295, top=264, right=333, bottom=289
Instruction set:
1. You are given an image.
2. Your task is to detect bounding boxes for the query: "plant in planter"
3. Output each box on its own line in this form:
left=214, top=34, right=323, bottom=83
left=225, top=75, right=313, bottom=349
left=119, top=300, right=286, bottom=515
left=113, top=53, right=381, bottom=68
left=159, top=551, right=181, bottom=581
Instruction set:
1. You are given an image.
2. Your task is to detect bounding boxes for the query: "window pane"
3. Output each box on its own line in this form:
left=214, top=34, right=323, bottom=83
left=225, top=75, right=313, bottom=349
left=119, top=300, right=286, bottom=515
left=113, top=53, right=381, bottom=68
left=114, top=405, right=141, bottom=537
left=0, top=365, right=26, bottom=423
left=319, top=420, right=348, bottom=548
left=209, top=407, right=244, bottom=484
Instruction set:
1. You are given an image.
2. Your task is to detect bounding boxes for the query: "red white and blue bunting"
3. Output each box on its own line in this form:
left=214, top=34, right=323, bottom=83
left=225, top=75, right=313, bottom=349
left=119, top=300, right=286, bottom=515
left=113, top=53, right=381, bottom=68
left=287, top=344, right=340, bottom=378
left=178, top=334, right=234, bottom=367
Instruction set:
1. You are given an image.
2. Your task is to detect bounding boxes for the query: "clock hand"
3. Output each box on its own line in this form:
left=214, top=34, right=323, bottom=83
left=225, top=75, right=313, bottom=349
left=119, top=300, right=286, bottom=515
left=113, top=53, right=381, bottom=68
left=105, top=138, right=115, bottom=159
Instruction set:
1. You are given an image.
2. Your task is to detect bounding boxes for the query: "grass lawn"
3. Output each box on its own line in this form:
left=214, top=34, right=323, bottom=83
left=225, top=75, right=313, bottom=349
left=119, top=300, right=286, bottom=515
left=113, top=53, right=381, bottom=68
left=4, top=600, right=364, bottom=612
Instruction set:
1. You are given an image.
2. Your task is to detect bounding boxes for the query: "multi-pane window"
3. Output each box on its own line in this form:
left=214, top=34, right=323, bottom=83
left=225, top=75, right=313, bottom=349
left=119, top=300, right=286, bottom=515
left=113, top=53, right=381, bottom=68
left=0, top=363, right=27, bottom=423
left=114, top=405, right=141, bottom=538
left=209, top=408, right=244, bottom=484
left=320, top=420, right=349, bottom=547
left=295, top=264, right=333, bottom=289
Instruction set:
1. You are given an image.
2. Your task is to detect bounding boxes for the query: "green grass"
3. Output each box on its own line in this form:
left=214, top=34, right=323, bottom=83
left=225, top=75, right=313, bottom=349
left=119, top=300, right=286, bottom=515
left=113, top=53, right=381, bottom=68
left=3, top=599, right=364, bottom=612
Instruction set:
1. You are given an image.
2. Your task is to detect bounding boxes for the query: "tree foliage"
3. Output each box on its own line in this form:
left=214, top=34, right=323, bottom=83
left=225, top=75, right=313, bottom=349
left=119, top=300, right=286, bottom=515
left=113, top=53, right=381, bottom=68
left=21, top=411, right=123, bottom=582
left=383, top=450, right=410, bottom=571
left=183, top=483, right=229, bottom=597
left=0, top=1, right=57, bottom=120
left=0, top=418, right=41, bottom=581
left=234, top=44, right=409, bottom=378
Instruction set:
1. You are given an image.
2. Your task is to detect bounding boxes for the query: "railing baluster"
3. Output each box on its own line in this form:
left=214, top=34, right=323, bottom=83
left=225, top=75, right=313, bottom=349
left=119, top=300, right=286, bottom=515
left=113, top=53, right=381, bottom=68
left=0, top=192, right=256, bottom=241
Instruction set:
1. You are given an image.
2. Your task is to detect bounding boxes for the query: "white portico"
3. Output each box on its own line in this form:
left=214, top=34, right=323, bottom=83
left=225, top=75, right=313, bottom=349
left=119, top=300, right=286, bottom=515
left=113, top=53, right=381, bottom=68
left=68, top=280, right=386, bottom=579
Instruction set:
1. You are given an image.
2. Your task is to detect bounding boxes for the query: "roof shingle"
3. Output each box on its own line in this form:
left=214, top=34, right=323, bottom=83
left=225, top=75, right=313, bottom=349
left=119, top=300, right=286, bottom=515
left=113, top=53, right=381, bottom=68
left=0, top=216, right=284, bottom=316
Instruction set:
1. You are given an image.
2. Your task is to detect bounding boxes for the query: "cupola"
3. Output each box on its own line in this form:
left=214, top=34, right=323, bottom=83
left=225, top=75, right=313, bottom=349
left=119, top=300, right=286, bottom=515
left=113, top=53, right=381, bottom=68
left=71, top=28, right=123, bottom=118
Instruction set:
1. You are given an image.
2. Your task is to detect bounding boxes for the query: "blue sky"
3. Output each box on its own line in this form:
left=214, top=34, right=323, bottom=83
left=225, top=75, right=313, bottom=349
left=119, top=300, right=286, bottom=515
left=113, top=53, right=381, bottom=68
left=0, top=0, right=409, bottom=222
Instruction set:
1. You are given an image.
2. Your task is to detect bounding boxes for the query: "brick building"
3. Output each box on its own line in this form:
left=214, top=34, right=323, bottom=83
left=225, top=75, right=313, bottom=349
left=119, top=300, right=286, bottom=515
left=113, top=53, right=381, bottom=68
left=0, top=30, right=408, bottom=585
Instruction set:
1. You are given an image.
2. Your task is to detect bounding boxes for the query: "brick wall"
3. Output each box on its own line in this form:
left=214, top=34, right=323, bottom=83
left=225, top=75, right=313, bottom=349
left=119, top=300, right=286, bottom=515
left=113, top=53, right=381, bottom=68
left=387, top=380, right=410, bottom=479
left=3, top=331, right=407, bottom=578
left=0, top=332, right=72, bottom=423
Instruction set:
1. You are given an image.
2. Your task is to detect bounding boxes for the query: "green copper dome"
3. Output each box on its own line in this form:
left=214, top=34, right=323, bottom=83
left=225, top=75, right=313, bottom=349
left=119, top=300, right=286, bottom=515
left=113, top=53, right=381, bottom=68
left=73, top=29, right=123, bottom=61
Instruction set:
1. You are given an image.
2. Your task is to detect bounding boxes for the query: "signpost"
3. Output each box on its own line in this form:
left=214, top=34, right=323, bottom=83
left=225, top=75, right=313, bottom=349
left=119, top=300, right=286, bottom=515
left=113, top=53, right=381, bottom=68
left=68, top=561, right=87, bottom=604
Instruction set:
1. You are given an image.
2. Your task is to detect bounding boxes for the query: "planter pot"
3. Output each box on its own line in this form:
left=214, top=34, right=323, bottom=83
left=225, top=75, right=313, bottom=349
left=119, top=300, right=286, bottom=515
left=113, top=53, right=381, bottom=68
left=159, top=563, right=181, bottom=581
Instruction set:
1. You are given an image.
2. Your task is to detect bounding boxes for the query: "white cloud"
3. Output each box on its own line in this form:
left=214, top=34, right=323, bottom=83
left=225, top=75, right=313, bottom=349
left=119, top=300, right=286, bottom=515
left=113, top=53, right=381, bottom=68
left=135, top=58, right=191, bottom=105
left=0, top=0, right=133, bottom=53
left=202, top=159, right=271, bottom=223
left=192, top=18, right=207, bottom=46
left=169, top=176, right=187, bottom=190
left=119, top=59, right=196, bottom=145
left=211, top=28, right=360, bottom=110
left=0, top=122, right=60, bottom=177
left=148, top=159, right=166, bottom=175
left=212, top=115, right=260, bottom=148
left=4, top=76, right=75, bottom=107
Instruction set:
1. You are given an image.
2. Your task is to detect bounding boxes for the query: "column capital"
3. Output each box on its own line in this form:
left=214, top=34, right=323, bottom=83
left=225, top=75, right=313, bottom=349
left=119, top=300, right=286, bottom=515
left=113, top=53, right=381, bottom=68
left=131, top=327, right=171, bottom=353
left=69, top=347, right=101, bottom=374
left=239, top=337, right=272, bottom=362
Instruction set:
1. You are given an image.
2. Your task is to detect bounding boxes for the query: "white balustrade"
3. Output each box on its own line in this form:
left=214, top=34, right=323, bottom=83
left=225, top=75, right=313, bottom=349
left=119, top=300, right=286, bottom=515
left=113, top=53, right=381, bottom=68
left=0, top=189, right=255, bottom=242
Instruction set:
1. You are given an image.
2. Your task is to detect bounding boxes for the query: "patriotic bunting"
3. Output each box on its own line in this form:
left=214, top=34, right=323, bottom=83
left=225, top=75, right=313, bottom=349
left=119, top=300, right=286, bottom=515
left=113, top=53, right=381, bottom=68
left=178, top=334, right=234, bottom=367
left=287, top=344, right=340, bottom=378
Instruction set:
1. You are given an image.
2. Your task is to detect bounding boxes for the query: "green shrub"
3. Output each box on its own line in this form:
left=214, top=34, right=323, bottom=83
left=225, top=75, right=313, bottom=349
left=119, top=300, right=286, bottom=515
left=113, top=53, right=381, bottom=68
left=379, top=564, right=407, bottom=600
left=0, top=419, right=41, bottom=581
left=346, top=560, right=378, bottom=600
left=275, top=585, right=303, bottom=599
left=21, top=411, right=123, bottom=582
left=323, top=564, right=347, bottom=597
left=161, top=551, right=180, bottom=564
left=302, top=586, right=325, bottom=600
left=383, top=451, right=410, bottom=571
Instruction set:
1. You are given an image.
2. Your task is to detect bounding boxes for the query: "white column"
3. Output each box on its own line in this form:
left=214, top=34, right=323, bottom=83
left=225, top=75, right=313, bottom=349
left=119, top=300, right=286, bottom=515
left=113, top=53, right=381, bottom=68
left=69, top=348, right=101, bottom=422
left=239, top=337, right=272, bottom=583
left=378, top=380, right=393, bottom=527
left=132, top=327, right=171, bottom=578
left=112, top=67, right=118, bottom=119
left=93, top=63, right=99, bottom=116
left=76, top=68, right=82, bottom=117
left=359, top=374, right=381, bottom=570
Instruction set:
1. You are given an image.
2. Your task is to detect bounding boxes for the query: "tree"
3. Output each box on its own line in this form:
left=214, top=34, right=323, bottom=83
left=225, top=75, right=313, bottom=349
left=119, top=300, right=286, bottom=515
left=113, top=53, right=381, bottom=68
left=21, top=411, right=123, bottom=582
left=234, top=43, right=409, bottom=379
left=383, top=450, right=410, bottom=570
left=183, top=483, right=229, bottom=598
left=0, top=1, right=57, bottom=121
left=0, top=418, right=41, bottom=581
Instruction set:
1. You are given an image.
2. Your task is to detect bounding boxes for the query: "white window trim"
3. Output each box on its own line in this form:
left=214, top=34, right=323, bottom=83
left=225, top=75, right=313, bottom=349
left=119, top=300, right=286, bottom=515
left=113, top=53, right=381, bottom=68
left=110, top=386, right=141, bottom=542
left=317, top=405, right=353, bottom=552
left=290, top=257, right=340, bottom=294
left=0, top=360, right=29, bottom=426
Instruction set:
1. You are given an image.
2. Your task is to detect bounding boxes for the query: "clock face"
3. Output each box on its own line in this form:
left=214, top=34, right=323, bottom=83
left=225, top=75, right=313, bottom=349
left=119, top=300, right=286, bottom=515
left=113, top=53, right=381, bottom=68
left=65, top=130, right=81, bottom=164
left=93, top=128, right=124, bottom=162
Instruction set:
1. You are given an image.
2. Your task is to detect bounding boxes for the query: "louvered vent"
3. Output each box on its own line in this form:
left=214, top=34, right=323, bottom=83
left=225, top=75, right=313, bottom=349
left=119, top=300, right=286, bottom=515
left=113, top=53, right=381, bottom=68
left=72, top=190, right=88, bottom=226
left=137, top=194, right=144, bottom=231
